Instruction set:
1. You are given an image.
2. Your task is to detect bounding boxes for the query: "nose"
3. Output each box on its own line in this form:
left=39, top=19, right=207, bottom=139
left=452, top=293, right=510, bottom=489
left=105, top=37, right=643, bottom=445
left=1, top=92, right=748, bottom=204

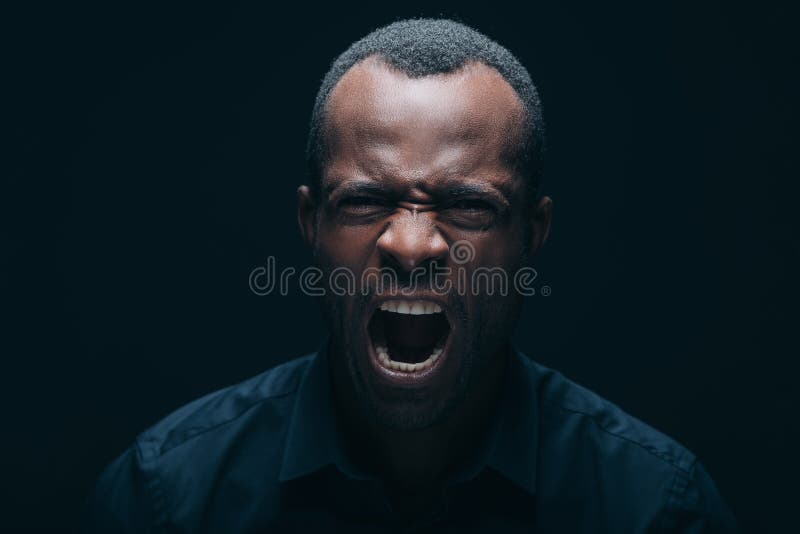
left=376, top=210, right=448, bottom=271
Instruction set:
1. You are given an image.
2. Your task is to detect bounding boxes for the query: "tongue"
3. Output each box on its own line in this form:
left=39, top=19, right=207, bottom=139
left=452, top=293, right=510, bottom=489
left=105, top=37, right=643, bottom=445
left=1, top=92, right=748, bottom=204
left=381, top=311, right=447, bottom=363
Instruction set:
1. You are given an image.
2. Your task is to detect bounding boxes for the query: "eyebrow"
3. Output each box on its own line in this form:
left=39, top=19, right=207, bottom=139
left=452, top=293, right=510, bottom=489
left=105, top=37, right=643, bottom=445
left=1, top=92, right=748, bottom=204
left=325, top=180, right=388, bottom=200
left=326, top=177, right=513, bottom=206
left=440, top=183, right=511, bottom=206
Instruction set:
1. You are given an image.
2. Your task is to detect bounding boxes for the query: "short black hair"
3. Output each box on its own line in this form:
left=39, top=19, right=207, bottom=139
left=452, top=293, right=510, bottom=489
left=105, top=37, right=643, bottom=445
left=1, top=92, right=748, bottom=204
left=306, top=18, right=545, bottom=199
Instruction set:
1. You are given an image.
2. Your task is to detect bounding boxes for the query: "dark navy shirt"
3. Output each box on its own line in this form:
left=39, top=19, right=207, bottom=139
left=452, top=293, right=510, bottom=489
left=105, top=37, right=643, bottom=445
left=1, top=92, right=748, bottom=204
left=84, top=348, right=737, bottom=533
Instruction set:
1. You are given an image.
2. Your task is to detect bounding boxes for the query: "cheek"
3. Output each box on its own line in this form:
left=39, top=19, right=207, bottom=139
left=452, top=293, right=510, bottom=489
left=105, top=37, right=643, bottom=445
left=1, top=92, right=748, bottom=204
left=470, top=231, right=525, bottom=267
left=316, top=224, right=379, bottom=269
left=456, top=234, right=526, bottom=302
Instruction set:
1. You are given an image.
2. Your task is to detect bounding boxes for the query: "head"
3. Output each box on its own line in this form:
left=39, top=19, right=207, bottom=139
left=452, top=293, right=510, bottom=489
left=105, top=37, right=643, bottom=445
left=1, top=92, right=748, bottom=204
left=298, top=19, right=552, bottom=430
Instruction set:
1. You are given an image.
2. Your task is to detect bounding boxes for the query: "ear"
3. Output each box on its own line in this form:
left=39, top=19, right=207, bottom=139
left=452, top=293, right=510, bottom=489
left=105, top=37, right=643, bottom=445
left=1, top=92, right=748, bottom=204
left=528, top=195, right=552, bottom=254
left=297, top=185, right=317, bottom=248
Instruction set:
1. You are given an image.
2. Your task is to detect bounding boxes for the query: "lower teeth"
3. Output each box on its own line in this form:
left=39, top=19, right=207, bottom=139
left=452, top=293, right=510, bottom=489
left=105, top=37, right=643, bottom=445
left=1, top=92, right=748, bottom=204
left=375, top=345, right=443, bottom=373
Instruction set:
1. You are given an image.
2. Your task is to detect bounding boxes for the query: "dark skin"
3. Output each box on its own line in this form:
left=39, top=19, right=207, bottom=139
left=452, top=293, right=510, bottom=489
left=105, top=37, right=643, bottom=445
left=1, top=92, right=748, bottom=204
left=298, top=57, right=552, bottom=510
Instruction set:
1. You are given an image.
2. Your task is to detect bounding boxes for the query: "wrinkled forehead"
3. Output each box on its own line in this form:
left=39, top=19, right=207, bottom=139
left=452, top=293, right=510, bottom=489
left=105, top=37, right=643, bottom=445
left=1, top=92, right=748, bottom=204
left=322, top=56, right=526, bottom=180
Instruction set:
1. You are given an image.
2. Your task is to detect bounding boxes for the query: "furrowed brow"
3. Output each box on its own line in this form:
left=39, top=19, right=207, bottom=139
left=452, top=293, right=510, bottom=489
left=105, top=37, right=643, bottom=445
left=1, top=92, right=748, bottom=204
left=326, top=180, right=389, bottom=201
left=440, top=183, right=511, bottom=207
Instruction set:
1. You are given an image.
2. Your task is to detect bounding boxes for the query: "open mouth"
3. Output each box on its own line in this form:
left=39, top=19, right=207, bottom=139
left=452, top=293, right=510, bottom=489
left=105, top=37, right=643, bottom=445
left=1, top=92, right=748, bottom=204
left=367, top=299, right=451, bottom=375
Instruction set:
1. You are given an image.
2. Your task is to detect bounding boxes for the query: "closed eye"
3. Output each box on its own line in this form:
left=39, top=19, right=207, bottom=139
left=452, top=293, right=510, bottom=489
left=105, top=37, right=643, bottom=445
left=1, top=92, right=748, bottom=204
left=449, top=199, right=496, bottom=212
left=335, top=196, right=393, bottom=222
left=338, top=196, right=387, bottom=209
left=442, top=198, right=499, bottom=229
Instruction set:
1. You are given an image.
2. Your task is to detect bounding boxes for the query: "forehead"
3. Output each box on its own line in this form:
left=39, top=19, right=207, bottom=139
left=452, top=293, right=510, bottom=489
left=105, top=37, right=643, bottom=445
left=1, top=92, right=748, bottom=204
left=322, top=57, right=525, bottom=192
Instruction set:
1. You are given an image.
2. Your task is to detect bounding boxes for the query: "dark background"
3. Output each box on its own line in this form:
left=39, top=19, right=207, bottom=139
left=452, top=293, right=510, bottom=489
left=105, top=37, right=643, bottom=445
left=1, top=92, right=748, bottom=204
left=3, top=1, right=798, bottom=531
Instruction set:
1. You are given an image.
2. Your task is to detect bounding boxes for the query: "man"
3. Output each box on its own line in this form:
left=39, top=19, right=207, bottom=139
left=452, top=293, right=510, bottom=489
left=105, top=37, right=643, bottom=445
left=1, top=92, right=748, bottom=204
left=85, top=19, right=737, bottom=532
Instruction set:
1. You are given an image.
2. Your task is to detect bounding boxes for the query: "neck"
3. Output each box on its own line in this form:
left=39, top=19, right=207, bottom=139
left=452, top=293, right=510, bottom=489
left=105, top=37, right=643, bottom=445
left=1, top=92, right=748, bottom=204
left=332, top=343, right=511, bottom=492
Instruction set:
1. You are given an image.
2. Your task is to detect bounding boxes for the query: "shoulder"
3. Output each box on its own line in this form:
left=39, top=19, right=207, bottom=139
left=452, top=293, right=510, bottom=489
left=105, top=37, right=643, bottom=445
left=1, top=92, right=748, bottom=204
left=524, top=355, right=696, bottom=474
left=135, top=353, right=312, bottom=461
left=518, top=354, right=737, bottom=531
left=83, top=354, right=315, bottom=532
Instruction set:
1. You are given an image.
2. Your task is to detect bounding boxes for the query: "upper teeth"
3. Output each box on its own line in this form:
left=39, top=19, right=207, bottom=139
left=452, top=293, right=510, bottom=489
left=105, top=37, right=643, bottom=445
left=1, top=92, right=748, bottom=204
left=379, top=300, right=442, bottom=315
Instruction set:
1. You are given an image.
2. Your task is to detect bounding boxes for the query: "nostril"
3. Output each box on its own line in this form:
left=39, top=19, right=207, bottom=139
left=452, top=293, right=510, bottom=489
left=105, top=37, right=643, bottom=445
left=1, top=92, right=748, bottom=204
left=377, top=233, right=448, bottom=272
left=377, top=246, right=416, bottom=273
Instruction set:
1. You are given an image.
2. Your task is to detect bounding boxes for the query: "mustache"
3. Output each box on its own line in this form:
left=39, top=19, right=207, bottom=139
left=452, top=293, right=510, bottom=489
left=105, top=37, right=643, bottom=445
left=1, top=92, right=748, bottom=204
left=315, top=256, right=459, bottom=293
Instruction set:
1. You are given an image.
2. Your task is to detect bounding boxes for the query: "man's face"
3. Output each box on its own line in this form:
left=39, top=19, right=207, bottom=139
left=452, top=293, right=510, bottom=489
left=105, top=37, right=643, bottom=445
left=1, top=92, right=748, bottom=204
left=300, top=58, right=550, bottom=429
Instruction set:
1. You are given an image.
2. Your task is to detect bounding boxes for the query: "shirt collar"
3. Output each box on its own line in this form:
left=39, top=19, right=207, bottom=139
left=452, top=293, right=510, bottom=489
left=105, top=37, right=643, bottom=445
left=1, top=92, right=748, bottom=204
left=280, top=343, right=345, bottom=481
left=279, top=344, right=539, bottom=496
left=483, top=348, right=539, bottom=495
